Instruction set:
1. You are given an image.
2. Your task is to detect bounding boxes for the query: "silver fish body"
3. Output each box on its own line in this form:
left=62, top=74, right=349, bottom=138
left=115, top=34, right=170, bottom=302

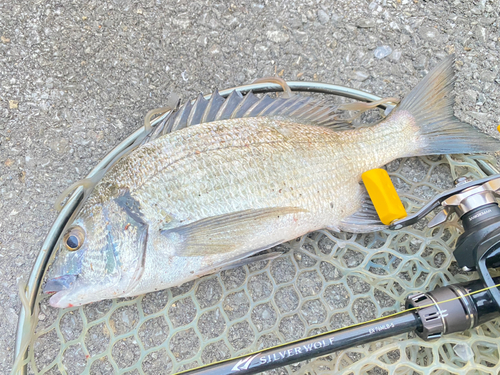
left=45, top=57, right=500, bottom=308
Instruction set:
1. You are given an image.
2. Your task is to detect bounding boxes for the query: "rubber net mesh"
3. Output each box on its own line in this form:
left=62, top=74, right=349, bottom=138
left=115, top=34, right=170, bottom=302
left=22, top=153, right=500, bottom=375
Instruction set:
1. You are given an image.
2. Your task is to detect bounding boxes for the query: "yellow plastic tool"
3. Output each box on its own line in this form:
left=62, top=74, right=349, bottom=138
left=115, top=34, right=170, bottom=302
left=497, top=124, right=500, bottom=133
left=362, top=168, right=407, bottom=225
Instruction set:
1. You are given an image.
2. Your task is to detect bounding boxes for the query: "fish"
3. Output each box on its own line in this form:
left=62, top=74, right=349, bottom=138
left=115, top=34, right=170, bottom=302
left=43, top=56, right=500, bottom=308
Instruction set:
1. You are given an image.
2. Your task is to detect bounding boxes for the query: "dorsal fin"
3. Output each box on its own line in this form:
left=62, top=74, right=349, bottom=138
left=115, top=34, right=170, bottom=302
left=187, top=93, right=209, bottom=126
left=202, top=89, right=225, bottom=123
left=265, top=95, right=305, bottom=116
left=214, top=90, right=244, bottom=121
left=231, top=91, right=260, bottom=118
left=243, top=94, right=276, bottom=117
left=142, top=87, right=394, bottom=143
left=170, top=99, right=192, bottom=132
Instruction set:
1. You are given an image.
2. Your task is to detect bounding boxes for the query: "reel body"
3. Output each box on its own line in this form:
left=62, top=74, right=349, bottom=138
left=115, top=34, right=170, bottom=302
left=399, top=176, right=500, bottom=340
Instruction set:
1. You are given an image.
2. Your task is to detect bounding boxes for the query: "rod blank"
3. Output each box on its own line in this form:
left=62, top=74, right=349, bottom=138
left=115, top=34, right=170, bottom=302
left=185, top=312, right=420, bottom=375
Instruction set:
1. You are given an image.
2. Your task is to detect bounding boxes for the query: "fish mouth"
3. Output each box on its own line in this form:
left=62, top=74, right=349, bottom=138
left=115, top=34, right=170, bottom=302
left=47, top=288, right=74, bottom=308
left=44, top=274, right=122, bottom=308
left=43, top=275, right=78, bottom=294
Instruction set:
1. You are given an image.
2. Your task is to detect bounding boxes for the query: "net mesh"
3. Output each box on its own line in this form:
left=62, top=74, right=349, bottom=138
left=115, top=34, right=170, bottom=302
left=23, top=153, right=500, bottom=375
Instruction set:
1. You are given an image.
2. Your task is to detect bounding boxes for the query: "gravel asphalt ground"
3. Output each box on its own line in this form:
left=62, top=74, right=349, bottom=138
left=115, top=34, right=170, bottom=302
left=1, top=0, right=499, bottom=373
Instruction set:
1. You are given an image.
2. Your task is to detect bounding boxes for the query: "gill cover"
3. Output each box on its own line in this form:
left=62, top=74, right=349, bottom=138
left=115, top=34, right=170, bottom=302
left=45, top=189, right=149, bottom=307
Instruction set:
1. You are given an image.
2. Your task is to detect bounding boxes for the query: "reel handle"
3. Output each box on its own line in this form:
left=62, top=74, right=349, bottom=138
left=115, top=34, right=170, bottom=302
left=389, top=175, right=500, bottom=230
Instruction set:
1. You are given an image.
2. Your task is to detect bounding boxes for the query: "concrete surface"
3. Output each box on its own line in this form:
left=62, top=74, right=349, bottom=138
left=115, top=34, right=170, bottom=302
left=1, top=0, right=499, bottom=373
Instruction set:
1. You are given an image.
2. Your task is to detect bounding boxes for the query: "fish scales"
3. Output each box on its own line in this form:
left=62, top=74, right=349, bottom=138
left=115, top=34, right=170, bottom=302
left=99, top=116, right=415, bottom=230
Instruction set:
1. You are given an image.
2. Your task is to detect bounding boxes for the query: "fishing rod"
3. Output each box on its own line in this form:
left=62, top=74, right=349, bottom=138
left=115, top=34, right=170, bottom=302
left=180, top=167, right=500, bottom=375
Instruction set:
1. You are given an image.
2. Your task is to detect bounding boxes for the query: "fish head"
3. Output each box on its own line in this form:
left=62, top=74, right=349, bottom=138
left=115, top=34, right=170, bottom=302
left=44, top=191, right=149, bottom=308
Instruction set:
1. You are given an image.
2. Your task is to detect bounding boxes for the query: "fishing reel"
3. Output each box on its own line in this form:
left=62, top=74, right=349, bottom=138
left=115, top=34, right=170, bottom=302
left=391, top=175, right=500, bottom=340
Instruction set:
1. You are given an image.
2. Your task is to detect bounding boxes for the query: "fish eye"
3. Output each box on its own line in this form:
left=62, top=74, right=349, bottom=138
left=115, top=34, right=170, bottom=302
left=63, top=226, right=85, bottom=251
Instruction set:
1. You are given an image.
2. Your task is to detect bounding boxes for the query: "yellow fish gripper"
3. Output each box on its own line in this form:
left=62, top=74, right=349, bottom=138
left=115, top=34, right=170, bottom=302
left=362, top=168, right=407, bottom=225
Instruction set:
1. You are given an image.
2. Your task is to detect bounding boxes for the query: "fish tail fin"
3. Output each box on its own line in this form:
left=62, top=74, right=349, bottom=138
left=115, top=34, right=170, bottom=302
left=393, top=54, right=500, bottom=156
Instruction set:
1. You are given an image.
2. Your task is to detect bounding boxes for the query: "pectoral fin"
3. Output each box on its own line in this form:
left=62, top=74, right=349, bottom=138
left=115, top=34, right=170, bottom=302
left=161, top=207, right=306, bottom=257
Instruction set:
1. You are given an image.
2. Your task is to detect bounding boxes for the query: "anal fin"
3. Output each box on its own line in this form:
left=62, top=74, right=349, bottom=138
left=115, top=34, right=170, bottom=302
left=339, top=189, right=387, bottom=233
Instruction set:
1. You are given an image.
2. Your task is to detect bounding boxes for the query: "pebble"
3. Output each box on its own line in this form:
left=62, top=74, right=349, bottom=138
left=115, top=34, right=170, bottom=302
left=49, top=138, right=70, bottom=154
left=289, top=17, right=302, bottom=29
left=414, top=55, right=428, bottom=70
left=419, top=26, right=439, bottom=42
left=402, top=25, right=412, bottom=35
left=330, top=13, right=342, bottom=25
left=481, top=70, right=497, bottom=83
left=475, top=26, right=487, bottom=43
left=480, top=17, right=495, bottom=26
left=477, top=93, right=486, bottom=106
left=374, top=45, right=392, bottom=59
left=209, top=44, right=220, bottom=54
left=196, top=35, right=208, bottom=47
left=317, top=10, right=329, bottom=24
left=389, top=21, right=399, bottom=31
left=464, top=89, right=478, bottom=103
left=350, top=70, right=370, bottom=81
left=115, top=119, right=123, bottom=129
left=357, top=18, right=376, bottom=28
left=266, top=30, right=290, bottom=43
left=390, top=50, right=402, bottom=62
left=294, top=31, right=308, bottom=44
left=467, top=111, right=488, bottom=122
left=173, top=18, right=191, bottom=29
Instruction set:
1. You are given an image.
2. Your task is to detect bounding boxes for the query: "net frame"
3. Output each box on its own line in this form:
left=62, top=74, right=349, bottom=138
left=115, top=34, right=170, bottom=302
left=13, top=82, right=500, bottom=375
